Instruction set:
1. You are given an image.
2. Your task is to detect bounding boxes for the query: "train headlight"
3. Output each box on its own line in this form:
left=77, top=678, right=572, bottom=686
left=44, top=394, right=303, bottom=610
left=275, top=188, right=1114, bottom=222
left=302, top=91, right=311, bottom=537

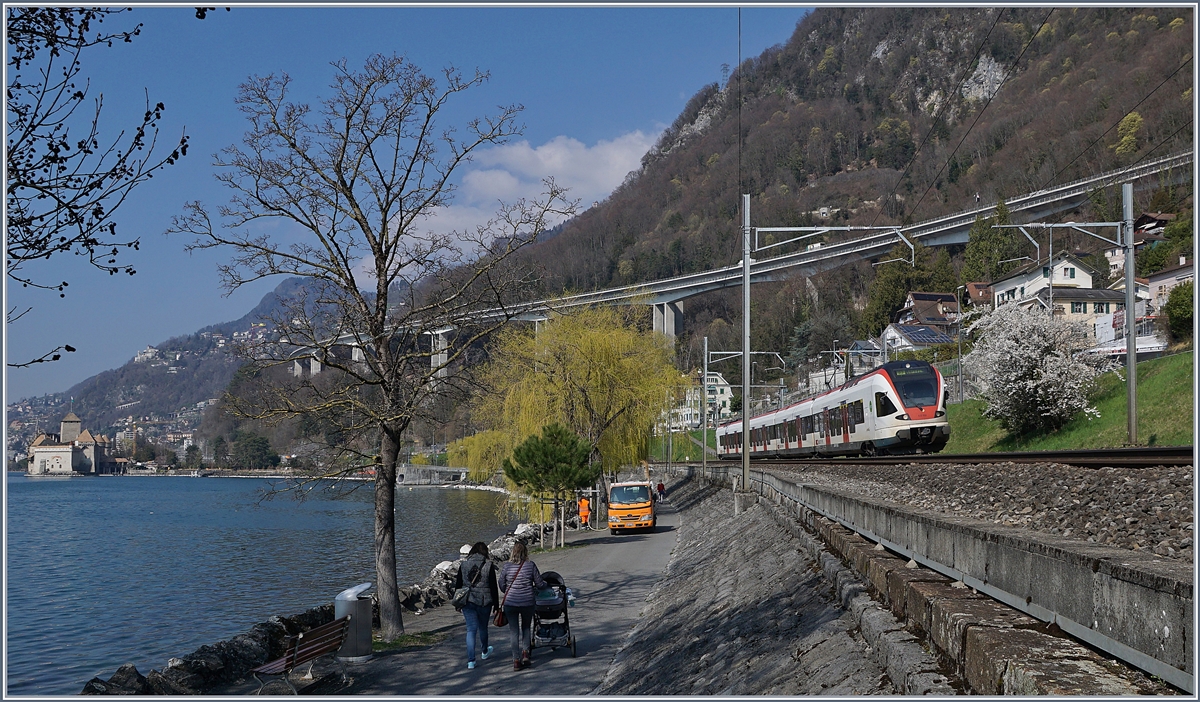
left=935, top=410, right=946, bottom=417
left=897, top=414, right=909, bottom=420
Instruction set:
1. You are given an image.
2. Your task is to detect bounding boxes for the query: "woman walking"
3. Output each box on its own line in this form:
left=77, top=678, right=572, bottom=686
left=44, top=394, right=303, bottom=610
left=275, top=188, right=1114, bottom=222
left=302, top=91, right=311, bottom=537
left=454, top=542, right=499, bottom=669
left=497, top=540, right=544, bottom=670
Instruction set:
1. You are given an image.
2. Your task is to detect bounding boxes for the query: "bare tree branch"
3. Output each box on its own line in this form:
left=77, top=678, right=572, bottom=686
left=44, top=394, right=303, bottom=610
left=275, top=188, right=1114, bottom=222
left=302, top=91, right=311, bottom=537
left=167, top=53, right=576, bottom=641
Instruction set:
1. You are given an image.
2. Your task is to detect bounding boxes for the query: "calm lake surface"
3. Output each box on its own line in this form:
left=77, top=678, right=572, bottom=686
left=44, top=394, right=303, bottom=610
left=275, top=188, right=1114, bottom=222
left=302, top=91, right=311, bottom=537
left=4, top=473, right=517, bottom=696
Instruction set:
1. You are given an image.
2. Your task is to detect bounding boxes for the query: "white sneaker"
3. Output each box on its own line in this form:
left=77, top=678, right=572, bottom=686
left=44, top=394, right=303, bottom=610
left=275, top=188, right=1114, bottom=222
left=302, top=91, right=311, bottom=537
left=481, top=645, right=494, bottom=660
left=467, top=661, right=475, bottom=669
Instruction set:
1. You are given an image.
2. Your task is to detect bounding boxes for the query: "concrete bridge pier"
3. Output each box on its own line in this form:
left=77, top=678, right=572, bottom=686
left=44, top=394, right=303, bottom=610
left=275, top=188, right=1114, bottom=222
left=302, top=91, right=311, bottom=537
left=431, top=330, right=449, bottom=379
left=653, top=301, right=683, bottom=338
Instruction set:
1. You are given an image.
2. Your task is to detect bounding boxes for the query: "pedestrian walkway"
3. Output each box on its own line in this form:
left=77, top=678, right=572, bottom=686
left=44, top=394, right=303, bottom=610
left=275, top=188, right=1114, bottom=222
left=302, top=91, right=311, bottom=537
left=213, top=499, right=681, bottom=695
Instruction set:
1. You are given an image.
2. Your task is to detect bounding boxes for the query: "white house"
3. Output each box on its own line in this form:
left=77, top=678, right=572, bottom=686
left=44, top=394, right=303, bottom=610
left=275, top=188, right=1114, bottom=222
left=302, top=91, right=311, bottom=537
left=991, top=253, right=1095, bottom=306
left=1147, top=256, right=1193, bottom=310
left=702, top=371, right=733, bottom=419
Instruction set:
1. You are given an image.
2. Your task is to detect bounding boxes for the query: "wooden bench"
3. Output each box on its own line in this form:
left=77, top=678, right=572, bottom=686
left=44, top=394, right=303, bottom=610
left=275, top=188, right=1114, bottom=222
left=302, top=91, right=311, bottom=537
left=250, top=614, right=353, bottom=695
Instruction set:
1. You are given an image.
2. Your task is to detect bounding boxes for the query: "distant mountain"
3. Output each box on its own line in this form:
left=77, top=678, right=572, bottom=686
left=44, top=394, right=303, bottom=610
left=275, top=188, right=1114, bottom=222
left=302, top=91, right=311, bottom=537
left=13, top=277, right=310, bottom=432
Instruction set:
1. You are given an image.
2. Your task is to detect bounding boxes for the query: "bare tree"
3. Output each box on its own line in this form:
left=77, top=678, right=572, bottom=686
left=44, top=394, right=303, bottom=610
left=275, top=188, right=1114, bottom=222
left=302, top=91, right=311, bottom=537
left=168, top=53, right=575, bottom=640
left=6, top=7, right=190, bottom=367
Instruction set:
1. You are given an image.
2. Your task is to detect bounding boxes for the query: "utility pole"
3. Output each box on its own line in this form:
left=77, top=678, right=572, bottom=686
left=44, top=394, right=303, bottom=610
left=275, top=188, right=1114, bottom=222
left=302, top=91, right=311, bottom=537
left=1123, top=183, right=1137, bottom=445
left=741, top=194, right=751, bottom=492
left=702, top=336, right=708, bottom=481
left=956, top=284, right=965, bottom=404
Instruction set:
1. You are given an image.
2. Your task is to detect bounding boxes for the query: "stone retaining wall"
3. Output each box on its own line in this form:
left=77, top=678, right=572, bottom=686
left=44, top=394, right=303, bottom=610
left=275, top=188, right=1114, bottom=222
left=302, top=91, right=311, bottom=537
left=679, top=466, right=1178, bottom=694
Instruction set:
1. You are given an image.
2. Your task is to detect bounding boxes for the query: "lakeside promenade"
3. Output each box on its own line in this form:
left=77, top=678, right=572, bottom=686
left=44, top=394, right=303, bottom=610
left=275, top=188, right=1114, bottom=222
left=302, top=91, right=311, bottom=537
left=204, top=475, right=902, bottom=696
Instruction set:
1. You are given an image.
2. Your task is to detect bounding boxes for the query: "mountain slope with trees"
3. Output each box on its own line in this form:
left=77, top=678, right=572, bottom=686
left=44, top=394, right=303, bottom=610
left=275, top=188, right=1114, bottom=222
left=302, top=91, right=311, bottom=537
left=510, top=7, right=1193, bottom=378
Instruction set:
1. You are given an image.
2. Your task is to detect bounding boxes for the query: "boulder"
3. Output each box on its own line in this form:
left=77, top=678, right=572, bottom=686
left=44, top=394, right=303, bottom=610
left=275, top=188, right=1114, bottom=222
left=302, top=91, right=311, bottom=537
left=145, top=668, right=197, bottom=695
left=80, top=663, right=151, bottom=695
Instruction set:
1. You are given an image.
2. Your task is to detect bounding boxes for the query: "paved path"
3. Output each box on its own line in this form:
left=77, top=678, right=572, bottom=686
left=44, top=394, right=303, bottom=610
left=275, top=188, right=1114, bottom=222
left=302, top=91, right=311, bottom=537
left=336, top=499, right=680, bottom=695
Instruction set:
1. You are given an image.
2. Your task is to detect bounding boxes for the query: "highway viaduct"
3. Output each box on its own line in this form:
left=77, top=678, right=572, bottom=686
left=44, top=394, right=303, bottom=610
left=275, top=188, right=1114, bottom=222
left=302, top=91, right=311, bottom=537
left=293, top=149, right=1191, bottom=375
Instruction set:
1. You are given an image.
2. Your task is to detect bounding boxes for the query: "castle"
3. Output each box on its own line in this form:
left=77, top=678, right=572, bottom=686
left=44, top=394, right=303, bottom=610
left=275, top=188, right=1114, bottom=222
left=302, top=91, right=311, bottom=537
left=26, top=413, right=119, bottom=476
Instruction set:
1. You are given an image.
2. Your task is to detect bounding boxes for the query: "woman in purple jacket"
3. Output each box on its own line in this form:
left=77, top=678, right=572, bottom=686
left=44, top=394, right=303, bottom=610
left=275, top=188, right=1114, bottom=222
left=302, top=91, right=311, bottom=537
left=497, top=540, right=544, bottom=670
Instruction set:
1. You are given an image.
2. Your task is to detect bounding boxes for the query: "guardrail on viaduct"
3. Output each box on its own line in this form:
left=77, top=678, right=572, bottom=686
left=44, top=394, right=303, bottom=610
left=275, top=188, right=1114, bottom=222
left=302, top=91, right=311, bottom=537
left=679, top=463, right=1193, bottom=693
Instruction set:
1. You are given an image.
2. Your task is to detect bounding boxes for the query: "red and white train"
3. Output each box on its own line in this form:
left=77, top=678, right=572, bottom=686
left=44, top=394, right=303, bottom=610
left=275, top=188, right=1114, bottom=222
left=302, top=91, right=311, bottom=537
left=716, top=360, right=951, bottom=459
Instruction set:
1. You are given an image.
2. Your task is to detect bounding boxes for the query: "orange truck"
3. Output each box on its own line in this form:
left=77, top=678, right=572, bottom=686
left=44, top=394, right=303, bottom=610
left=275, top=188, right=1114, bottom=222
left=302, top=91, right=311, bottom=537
left=607, top=481, right=656, bottom=534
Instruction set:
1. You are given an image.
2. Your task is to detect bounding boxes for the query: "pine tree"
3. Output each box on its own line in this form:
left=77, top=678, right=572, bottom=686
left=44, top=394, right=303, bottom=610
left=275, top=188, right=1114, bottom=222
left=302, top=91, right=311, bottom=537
left=503, top=424, right=600, bottom=549
left=960, top=201, right=1025, bottom=284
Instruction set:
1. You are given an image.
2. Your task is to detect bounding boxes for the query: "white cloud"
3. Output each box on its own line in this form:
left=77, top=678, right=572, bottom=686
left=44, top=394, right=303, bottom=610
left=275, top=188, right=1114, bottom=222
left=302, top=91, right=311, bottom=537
left=354, top=130, right=660, bottom=283
left=434, top=130, right=660, bottom=230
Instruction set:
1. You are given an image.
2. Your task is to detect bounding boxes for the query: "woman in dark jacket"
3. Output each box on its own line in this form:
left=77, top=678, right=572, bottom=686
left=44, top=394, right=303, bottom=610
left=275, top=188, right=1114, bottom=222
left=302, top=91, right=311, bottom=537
left=454, top=542, right=500, bottom=669
left=497, top=540, right=544, bottom=670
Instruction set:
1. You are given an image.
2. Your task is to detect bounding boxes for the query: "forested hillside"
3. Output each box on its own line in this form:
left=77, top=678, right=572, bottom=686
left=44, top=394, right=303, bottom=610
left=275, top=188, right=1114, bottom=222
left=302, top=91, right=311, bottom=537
left=512, top=7, right=1193, bottom=375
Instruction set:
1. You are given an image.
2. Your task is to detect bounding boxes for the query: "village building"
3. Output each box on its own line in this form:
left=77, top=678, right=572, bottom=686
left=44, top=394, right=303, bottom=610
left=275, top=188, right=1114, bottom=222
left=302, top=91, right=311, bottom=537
left=991, top=253, right=1096, bottom=306
left=1147, top=256, right=1194, bottom=310
left=1104, top=212, right=1176, bottom=275
left=27, top=413, right=119, bottom=476
left=880, top=324, right=955, bottom=356
left=1017, top=287, right=1127, bottom=339
left=894, top=291, right=962, bottom=335
left=963, top=282, right=993, bottom=308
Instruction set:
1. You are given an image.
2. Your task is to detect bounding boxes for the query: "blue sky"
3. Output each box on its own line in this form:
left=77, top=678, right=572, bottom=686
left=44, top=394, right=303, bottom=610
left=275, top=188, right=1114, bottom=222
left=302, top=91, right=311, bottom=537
left=5, top=4, right=811, bottom=402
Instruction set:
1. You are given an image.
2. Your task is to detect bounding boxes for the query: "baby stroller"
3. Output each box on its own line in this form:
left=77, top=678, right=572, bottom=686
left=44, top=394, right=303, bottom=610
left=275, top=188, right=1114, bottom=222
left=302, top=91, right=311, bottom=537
left=531, top=571, right=576, bottom=657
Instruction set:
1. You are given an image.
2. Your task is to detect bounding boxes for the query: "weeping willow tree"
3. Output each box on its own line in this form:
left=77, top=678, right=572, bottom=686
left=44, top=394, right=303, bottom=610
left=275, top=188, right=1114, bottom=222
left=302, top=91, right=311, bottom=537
left=475, top=304, right=683, bottom=520
left=447, top=430, right=510, bottom=482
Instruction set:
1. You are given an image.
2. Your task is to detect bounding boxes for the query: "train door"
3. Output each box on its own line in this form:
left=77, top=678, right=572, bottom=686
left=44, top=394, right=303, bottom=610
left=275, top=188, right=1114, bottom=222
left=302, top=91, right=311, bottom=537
left=822, top=409, right=831, bottom=447
left=840, top=403, right=850, bottom=444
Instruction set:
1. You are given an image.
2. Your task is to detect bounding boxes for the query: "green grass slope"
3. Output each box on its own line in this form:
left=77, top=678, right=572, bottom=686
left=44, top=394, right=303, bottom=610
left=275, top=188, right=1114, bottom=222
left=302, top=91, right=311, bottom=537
left=945, top=351, right=1194, bottom=453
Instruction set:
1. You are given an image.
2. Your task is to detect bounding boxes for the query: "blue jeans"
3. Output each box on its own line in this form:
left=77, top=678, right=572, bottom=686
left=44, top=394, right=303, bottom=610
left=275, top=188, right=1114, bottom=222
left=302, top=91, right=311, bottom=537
left=461, top=603, right=491, bottom=662
left=504, top=604, right=535, bottom=660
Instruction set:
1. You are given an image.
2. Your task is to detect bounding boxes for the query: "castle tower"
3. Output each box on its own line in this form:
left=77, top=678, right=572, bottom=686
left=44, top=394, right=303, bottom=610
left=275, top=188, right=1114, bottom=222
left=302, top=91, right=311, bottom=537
left=60, top=412, right=82, bottom=443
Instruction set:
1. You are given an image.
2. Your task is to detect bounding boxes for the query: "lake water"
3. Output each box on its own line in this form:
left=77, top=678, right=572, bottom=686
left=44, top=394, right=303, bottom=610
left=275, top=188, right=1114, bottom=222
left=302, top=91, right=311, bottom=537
left=4, top=473, right=517, bottom=696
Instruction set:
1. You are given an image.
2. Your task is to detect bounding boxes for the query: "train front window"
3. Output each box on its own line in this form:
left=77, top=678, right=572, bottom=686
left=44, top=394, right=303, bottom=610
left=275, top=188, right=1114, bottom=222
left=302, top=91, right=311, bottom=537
left=896, top=378, right=937, bottom=408
left=885, top=363, right=938, bottom=409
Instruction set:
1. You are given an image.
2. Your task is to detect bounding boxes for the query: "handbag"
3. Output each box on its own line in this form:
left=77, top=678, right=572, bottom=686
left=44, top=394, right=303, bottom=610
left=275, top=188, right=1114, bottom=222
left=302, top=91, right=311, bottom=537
left=494, top=560, right=525, bottom=627
left=453, top=561, right=482, bottom=610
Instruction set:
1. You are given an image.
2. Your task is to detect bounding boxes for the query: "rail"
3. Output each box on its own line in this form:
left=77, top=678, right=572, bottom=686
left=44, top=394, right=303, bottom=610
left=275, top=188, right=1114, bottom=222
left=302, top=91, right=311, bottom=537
left=756, top=445, right=1194, bottom=469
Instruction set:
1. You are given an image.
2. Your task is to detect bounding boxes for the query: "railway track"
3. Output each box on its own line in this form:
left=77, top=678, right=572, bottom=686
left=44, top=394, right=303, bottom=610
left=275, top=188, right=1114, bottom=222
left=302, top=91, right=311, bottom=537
left=729, top=445, right=1195, bottom=469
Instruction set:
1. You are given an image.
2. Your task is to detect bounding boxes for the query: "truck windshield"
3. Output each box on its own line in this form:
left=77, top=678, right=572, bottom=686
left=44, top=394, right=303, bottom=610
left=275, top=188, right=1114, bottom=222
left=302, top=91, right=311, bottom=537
left=610, top=485, right=650, bottom=504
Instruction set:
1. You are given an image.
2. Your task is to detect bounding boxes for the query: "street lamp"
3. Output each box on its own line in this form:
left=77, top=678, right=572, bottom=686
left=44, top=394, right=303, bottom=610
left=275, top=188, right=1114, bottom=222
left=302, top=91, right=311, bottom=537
left=955, top=284, right=965, bottom=404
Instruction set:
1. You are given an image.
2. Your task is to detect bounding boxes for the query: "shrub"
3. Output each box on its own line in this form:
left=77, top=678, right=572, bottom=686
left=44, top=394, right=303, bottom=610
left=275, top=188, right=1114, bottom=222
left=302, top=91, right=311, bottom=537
left=963, top=304, right=1119, bottom=436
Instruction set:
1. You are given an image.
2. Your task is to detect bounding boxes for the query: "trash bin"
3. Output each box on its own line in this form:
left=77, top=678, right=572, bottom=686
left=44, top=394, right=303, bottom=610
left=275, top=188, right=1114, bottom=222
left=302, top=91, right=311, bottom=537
left=334, top=583, right=374, bottom=661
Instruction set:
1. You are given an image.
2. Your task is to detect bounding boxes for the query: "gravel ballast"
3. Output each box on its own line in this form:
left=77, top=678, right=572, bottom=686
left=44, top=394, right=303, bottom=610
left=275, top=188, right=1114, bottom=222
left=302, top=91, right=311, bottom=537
left=771, top=461, right=1194, bottom=563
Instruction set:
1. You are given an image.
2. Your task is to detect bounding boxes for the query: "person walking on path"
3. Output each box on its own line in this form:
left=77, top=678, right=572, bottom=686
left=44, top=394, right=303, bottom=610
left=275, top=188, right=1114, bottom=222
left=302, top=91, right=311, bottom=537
left=454, top=542, right=499, bottom=669
left=498, top=540, right=544, bottom=670
left=578, top=496, right=591, bottom=530
left=656, top=481, right=666, bottom=502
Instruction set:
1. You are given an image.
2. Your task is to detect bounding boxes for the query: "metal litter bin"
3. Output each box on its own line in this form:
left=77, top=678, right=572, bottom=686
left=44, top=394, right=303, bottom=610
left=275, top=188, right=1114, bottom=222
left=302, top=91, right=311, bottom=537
left=334, top=583, right=374, bottom=661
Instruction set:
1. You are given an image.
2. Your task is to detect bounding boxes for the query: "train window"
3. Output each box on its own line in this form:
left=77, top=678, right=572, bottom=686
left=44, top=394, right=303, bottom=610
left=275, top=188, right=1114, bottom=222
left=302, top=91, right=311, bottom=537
left=875, top=392, right=898, bottom=417
left=788, top=419, right=798, bottom=442
left=845, top=404, right=855, bottom=433
left=816, top=413, right=824, bottom=436
left=853, top=400, right=865, bottom=424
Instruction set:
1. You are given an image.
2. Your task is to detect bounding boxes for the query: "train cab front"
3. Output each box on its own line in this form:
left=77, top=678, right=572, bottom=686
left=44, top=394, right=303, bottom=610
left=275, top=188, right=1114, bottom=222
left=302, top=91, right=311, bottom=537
left=881, top=361, right=951, bottom=452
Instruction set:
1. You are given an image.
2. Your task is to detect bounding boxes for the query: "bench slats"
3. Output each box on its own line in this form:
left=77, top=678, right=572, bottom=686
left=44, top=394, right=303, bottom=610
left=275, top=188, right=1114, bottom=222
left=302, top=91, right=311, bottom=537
left=249, top=615, right=353, bottom=693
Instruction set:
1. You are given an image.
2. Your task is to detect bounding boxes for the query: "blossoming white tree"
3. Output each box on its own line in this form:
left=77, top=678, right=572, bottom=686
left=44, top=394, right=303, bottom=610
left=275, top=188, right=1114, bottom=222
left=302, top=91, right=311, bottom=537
left=963, top=303, right=1119, bottom=436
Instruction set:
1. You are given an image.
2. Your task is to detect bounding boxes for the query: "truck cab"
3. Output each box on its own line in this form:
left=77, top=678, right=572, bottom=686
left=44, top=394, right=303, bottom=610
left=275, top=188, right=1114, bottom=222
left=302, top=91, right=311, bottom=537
left=607, top=481, right=656, bottom=534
